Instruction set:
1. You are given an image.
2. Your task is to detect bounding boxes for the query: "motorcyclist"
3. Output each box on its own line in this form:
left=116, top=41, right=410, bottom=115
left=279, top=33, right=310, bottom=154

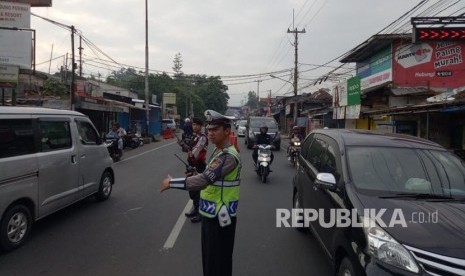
left=287, top=126, right=303, bottom=160
left=182, top=118, right=193, bottom=139
left=106, top=123, right=125, bottom=160
left=252, top=125, right=275, bottom=166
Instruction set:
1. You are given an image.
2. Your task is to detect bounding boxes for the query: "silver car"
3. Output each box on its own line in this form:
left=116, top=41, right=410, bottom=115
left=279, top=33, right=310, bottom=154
left=236, top=120, right=247, bottom=137
left=0, top=107, right=115, bottom=252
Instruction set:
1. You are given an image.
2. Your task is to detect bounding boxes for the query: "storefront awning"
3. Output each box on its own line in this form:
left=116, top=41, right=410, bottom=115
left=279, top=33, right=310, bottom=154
left=391, top=87, right=438, bottom=96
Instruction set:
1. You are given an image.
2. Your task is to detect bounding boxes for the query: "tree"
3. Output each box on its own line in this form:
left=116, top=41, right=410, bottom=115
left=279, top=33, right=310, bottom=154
left=42, top=78, right=67, bottom=97
left=246, top=91, right=258, bottom=109
left=172, top=53, right=183, bottom=77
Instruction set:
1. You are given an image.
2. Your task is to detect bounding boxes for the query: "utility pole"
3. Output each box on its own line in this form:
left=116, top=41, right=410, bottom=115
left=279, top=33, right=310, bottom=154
left=78, top=36, right=83, bottom=77
left=144, top=0, right=150, bottom=136
left=254, top=79, right=262, bottom=115
left=287, top=10, right=305, bottom=126
left=71, top=25, right=76, bottom=111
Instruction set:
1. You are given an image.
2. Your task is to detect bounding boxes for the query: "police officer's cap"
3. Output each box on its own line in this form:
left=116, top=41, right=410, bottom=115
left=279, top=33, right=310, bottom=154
left=192, top=117, right=204, bottom=126
left=204, top=110, right=234, bottom=129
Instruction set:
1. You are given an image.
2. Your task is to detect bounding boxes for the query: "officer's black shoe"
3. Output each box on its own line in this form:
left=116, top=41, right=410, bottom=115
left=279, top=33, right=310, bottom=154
left=190, top=214, right=202, bottom=223
left=185, top=207, right=196, bottom=218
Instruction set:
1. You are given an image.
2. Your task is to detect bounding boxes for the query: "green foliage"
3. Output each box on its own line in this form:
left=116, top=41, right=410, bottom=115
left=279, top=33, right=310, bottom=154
left=246, top=91, right=258, bottom=109
left=43, top=78, right=68, bottom=97
left=106, top=67, right=230, bottom=119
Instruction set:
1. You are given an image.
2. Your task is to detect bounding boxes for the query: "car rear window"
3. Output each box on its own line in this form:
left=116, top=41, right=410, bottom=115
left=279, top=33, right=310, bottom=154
left=250, top=118, right=277, bottom=128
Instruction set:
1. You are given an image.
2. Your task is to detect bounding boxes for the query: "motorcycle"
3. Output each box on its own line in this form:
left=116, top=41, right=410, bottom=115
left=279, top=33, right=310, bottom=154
left=254, top=144, right=273, bottom=183
left=288, top=137, right=301, bottom=166
left=105, top=137, right=123, bottom=162
left=123, top=131, right=144, bottom=149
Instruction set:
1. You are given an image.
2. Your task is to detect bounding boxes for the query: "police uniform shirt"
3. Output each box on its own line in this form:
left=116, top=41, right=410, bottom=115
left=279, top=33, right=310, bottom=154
left=169, top=143, right=238, bottom=191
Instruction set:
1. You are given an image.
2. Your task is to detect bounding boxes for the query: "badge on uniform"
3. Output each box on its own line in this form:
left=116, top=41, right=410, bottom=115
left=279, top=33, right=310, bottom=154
left=218, top=205, right=231, bottom=227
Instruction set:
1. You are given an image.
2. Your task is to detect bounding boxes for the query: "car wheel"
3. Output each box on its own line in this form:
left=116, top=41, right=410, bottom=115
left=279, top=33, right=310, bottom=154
left=95, top=171, right=113, bottom=201
left=293, top=190, right=306, bottom=232
left=338, top=257, right=356, bottom=276
left=0, top=204, right=32, bottom=252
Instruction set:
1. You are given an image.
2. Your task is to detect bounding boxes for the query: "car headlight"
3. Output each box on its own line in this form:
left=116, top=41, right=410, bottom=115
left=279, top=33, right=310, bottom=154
left=364, top=219, right=419, bottom=273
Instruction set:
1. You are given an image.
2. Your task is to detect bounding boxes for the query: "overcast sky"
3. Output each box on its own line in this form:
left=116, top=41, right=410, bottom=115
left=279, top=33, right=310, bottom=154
left=30, top=0, right=464, bottom=106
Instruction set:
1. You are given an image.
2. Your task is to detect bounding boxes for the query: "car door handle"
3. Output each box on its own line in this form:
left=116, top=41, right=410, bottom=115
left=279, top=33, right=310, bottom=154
left=81, top=154, right=86, bottom=159
left=71, top=155, right=77, bottom=164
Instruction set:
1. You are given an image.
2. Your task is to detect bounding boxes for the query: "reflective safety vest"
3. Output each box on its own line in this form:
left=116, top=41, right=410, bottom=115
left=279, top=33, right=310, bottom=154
left=199, top=145, right=241, bottom=218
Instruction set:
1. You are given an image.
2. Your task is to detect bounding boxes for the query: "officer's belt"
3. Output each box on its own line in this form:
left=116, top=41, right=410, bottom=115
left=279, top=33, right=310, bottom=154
left=212, top=180, right=240, bottom=187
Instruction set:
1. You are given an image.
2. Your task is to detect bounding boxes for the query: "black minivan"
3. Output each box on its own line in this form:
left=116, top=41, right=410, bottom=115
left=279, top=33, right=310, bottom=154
left=292, top=129, right=465, bottom=276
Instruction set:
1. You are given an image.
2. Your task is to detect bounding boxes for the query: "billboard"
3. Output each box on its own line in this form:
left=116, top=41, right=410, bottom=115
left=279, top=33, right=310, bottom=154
left=0, top=29, right=32, bottom=68
left=392, top=41, right=465, bottom=89
left=0, top=1, right=30, bottom=28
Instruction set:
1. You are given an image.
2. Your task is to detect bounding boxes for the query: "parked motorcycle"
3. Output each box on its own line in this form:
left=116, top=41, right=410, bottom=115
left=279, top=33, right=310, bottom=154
left=288, top=137, right=301, bottom=166
left=105, top=137, right=123, bottom=162
left=254, top=144, right=273, bottom=183
left=123, top=131, right=144, bottom=149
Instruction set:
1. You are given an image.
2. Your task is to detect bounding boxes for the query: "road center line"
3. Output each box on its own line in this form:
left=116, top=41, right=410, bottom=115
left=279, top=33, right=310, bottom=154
left=163, top=200, right=192, bottom=249
left=117, top=141, right=177, bottom=163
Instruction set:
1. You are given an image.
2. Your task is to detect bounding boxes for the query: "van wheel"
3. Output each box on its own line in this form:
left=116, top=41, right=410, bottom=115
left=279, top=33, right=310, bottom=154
left=0, top=204, right=32, bottom=252
left=95, top=171, right=113, bottom=201
left=338, top=257, right=356, bottom=276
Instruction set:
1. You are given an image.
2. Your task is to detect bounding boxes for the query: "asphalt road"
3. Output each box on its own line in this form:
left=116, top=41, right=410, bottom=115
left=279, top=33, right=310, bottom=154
left=0, top=133, right=332, bottom=276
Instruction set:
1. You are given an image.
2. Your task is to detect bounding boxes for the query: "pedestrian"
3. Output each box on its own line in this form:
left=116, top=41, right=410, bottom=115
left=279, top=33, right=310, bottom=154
left=161, top=110, right=241, bottom=276
left=184, top=117, right=209, bottom=223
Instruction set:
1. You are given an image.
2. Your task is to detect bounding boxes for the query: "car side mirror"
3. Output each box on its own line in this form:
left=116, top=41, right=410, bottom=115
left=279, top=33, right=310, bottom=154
left=315, top=173, right=337, bottom=191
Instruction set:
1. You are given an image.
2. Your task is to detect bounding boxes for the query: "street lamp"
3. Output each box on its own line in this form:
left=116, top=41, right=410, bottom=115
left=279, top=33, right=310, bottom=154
left=270, top=74, right=298, bottom=127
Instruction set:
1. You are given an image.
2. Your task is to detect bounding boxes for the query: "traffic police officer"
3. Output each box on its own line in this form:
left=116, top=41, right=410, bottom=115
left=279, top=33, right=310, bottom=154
left=161, top=110, right=241, bottom=276
left=185, top=117, right=208, bottom=223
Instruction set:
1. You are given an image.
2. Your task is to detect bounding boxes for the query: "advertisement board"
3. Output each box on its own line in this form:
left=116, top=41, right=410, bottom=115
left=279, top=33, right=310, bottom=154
left=357, top=46, right=392, bottom=91
left=0, top=1, right=30, bottom=28
left=332, top=82, right=347, bottom=107
left=0, top=29, right=32, bottom=68
left=392, top=41, right=465, bottom=89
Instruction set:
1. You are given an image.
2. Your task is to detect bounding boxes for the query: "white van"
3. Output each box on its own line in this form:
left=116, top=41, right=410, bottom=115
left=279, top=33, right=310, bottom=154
left=0, top=107, right=114, bottom=252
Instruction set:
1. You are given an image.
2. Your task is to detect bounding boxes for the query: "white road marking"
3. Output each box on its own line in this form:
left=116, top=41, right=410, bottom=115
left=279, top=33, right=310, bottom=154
left=117, top=141, right=177, bottom=164
left=163, top=200, right=193, bottom=249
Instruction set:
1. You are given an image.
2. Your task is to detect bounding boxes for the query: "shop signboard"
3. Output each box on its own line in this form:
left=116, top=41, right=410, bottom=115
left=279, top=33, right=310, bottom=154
left=392, top=41, right=465, bottom=89
left=1, top=0, right=51, bottom=7
left=347, top=76, right=361, bottom=105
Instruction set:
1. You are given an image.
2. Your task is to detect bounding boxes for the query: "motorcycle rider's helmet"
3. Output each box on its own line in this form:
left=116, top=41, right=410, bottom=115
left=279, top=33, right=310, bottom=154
left=185, top=118, right=191, bottom=123
left=259, top=126, right=268, bottom=135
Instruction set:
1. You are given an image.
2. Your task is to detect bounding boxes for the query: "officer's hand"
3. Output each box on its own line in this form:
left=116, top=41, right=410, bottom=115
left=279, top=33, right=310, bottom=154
left=160, top=175, right=172, bottom=193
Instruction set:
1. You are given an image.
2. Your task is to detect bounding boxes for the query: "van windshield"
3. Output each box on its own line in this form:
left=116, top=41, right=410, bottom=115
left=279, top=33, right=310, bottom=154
left=347, top=146, right=465, bottom=199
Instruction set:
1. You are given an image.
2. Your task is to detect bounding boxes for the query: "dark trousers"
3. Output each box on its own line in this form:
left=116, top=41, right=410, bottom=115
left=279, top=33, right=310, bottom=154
left=189, top=162, right=206, bottom=212
left=201, top=216, right=237, bottom=276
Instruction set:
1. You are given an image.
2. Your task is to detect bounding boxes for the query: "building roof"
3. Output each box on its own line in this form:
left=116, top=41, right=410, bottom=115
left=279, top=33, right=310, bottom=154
left=340, top=34, right=411, bottom=63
